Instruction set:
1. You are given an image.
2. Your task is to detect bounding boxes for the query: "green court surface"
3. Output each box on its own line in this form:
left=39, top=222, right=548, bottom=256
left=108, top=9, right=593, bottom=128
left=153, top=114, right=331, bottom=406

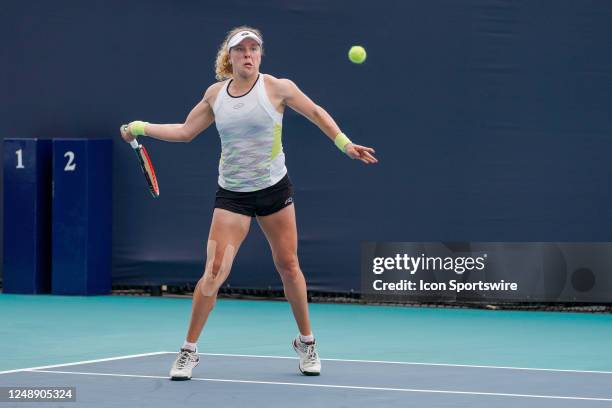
left=1, top=294, right=611, bottom=372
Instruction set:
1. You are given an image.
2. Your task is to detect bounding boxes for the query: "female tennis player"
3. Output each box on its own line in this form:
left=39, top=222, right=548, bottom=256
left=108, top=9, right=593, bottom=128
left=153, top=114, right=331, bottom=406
left=120, top=26, right=377, bottom=380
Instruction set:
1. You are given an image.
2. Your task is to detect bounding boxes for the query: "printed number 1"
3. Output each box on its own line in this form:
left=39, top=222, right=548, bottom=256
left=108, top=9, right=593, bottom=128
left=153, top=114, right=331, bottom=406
left=64, top=151, right=76, bottom=171
left=16, top=149, right=25, bottom=169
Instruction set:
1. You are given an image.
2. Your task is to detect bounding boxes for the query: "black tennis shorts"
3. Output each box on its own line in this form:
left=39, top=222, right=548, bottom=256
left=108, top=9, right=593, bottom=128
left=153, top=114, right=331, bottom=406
left=214, top=173, right=294, bottom=217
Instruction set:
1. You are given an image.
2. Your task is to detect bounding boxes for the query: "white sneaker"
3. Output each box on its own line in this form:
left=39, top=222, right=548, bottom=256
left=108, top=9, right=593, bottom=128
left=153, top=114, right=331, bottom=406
left=169, top=349, right=199, bottom=381
left=292, top=336, right=321, bottom=376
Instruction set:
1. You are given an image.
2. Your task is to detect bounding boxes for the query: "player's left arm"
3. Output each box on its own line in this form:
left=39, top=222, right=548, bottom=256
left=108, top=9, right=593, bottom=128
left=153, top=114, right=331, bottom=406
left=278, top=78, right=377, bottom=164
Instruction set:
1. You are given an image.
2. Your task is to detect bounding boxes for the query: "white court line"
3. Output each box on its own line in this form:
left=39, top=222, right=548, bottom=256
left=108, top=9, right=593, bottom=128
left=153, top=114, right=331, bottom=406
left=28, top=369, right=612, bottom=402
left=0, top=351, right=168, bottom=375
left=3, top=351, right=611, bottom=376
left=162, top=351, right=612, bottom=375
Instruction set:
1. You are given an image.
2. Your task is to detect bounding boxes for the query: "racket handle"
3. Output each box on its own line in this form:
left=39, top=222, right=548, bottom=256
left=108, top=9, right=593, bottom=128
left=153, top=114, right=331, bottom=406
left=129, top=139, right=140, bottom=149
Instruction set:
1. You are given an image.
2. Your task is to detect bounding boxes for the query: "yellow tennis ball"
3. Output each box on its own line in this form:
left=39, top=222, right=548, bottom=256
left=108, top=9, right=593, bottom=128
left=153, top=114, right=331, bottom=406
left=348, top=45, right=367, bottom=64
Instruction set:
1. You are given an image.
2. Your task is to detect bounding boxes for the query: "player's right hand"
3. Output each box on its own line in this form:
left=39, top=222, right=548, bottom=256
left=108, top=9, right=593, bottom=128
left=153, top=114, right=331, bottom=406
left=120, top=124, right=136, bottom=143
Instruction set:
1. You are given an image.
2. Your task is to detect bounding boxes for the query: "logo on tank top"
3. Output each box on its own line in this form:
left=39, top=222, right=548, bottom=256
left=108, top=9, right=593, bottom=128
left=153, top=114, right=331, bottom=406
left=285, top=197, right=293, bottom=205
left=233, top=103, right=245, bottom=109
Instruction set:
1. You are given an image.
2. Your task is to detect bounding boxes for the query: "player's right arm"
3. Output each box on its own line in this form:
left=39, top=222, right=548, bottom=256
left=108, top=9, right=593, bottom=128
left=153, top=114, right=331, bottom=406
left=120, top=82, right=222, bottom=143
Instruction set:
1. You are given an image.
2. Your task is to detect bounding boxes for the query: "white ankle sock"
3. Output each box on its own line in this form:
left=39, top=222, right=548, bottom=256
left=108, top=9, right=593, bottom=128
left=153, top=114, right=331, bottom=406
left=182, top=341, right=197, bottom=352
left=299, top=333, right=314, bottom=344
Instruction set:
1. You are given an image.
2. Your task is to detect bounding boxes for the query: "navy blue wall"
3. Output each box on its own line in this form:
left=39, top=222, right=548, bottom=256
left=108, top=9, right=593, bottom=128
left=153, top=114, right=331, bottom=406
left=2, top=1, right=612, bottom=292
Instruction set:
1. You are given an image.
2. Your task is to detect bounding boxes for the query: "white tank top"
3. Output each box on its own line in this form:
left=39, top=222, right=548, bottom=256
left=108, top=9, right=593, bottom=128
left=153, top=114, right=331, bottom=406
left=212, top=74, right=287, bottom=192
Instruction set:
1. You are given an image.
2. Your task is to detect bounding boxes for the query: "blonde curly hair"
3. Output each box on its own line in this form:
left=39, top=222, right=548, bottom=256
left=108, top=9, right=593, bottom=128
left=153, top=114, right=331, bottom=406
left=215, top=26, right=264, bottom=81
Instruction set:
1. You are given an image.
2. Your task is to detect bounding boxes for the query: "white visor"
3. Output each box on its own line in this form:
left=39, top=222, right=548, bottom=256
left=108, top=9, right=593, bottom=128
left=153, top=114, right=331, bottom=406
left=227, top=30, right=263, bottom=50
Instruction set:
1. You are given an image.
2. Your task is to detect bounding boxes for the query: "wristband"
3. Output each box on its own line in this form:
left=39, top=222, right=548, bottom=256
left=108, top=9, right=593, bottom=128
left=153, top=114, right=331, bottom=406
left=334, top=132, right=352, bottom=153
left=129, top=121, right=148, bottom=137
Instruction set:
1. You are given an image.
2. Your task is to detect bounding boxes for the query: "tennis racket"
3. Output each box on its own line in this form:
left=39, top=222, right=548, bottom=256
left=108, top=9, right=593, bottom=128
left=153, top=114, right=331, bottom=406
left=129, top=138, right=160, bottom=198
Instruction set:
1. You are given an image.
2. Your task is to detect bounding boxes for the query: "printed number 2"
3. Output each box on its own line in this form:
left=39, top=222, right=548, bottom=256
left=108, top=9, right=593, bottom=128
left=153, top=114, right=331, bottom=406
left=16, top=149, right=25, bottom=169
left=64, top=151, right=76, bottom=171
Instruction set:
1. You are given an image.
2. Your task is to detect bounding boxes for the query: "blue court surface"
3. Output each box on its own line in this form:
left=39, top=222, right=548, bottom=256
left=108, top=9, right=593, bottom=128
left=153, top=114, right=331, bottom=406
left=2, top=352, right=612, bottom=407
left=1, top=295, right=612, bottom=407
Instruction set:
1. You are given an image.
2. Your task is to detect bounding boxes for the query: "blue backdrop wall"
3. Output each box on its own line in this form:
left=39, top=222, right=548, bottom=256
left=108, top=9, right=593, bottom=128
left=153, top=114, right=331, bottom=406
left=2, top=0, right=612, bottom=293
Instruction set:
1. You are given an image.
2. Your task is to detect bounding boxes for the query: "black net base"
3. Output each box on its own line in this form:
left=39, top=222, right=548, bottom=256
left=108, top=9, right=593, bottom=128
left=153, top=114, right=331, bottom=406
left=110, top=285, right=612, bottom=314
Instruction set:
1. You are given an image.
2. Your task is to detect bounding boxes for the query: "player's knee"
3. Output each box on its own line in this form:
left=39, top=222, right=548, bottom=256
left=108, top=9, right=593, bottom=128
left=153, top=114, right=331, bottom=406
left=195, top=279, right=217, bottom=302
left=275, top=255, right=301, bottom=282
left=208, top=258, right=224, bottom=278
left=199, top=242, right=236, bottom=297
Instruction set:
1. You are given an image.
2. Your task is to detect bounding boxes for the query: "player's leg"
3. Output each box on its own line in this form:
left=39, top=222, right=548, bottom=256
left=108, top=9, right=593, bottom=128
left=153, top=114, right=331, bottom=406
left=257, top=204, right=310, bottom=334
left=170, top=208, right=251, bottom=380
left=187, top=208, right=251, bottom=341
left=256, top=204, right=321, bottom=375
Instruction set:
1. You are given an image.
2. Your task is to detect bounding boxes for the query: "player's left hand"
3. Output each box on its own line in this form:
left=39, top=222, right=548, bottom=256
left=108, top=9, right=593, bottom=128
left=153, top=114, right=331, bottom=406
left=345, top=143, right=378, bottom=164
